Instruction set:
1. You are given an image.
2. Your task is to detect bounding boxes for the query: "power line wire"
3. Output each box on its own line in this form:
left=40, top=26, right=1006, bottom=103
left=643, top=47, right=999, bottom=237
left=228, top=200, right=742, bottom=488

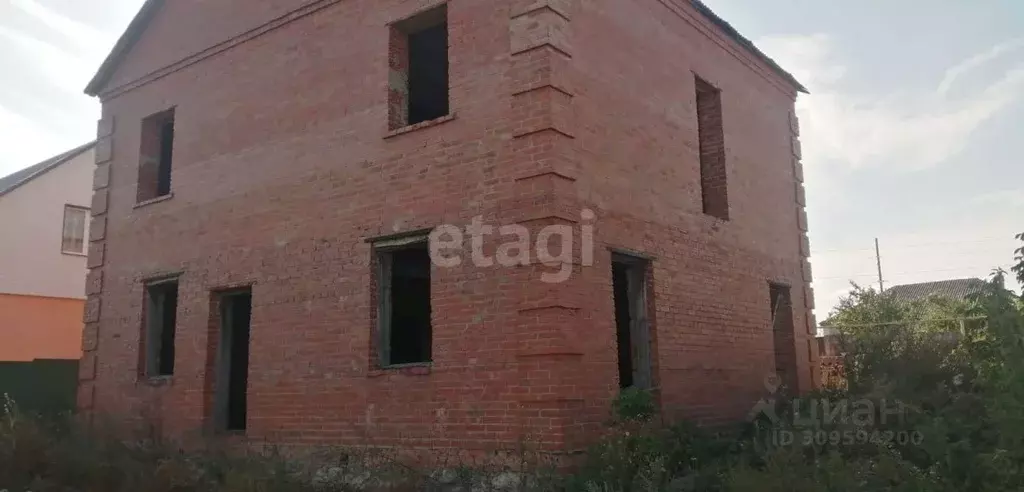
left=815, top=237, right=1013, bottom=254
left=816, top=265, right=1013, bottom=281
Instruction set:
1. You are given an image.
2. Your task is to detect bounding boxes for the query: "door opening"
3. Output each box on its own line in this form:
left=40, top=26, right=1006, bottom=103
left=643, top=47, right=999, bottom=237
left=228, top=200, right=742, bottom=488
left=612, top=254, right=652, bottom=389
left=215, top=289, right=252, bottom=432
left=769, top=283, right=797, bottom=391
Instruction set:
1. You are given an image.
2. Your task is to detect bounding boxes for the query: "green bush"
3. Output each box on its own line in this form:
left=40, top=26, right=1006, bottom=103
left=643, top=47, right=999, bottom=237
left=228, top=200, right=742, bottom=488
left=0, top=399, right=321, bottom=492
left=611, top=387, right=656, bottom=424
left=565, top=237, right=1024, bottom=491
left=725, top=446, right=945, bottom=492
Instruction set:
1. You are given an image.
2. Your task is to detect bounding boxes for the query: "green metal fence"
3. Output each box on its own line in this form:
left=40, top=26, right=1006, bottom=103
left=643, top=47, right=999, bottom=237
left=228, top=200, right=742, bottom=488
left=0, top=359, right=78, bottom=418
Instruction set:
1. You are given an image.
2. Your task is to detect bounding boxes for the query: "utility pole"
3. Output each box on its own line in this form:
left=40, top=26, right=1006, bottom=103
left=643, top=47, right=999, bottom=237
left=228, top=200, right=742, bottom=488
left=875, top=238, right=885, bottom=292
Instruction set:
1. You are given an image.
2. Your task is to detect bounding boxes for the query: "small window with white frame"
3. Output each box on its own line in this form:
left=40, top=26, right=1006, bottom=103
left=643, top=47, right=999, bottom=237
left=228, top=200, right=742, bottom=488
left=61, top=205, right=89, bottom=255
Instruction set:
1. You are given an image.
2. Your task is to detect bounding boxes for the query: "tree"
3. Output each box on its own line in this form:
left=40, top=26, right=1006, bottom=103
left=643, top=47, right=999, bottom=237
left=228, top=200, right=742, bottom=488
left=1013, top=232, right=1024, bottom=295
left=823, top=283, right=909, bottom=331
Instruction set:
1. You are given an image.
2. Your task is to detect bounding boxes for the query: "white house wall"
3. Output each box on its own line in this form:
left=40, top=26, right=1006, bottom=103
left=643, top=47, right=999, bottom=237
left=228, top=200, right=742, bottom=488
left=0, top=149, right=94, bottom=300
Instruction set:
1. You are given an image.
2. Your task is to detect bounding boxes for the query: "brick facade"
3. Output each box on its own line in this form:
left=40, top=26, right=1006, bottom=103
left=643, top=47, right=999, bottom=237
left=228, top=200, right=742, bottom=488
left=80, top=0, right=816, bottom=453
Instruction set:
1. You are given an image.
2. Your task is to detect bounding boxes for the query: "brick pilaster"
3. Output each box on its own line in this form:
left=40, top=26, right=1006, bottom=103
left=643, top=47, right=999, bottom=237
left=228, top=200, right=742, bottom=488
left=79, top=115, right=114, bottom=422
left=504, top=0, right=594, bottom=452
left=789, top=109, right=819, bottom=390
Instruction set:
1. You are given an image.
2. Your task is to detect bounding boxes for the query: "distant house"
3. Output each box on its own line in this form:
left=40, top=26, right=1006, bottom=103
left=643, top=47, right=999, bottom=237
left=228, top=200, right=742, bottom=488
left=0, top=142, right=96, bottom=362
left=817, top=277, right=987, bottom=358
left=884, top=278, right=986, bottom=304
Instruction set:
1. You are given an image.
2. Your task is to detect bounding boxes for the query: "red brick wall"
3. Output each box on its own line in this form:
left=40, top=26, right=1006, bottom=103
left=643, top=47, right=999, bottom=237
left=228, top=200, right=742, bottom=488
left=80, top=0, right=816, bottom=452
left=567, top=0, right=817, bottom=424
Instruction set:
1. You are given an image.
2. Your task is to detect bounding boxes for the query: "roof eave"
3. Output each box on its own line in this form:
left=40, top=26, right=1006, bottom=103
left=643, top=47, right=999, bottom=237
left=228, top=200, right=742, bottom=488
left=84, top=0, right=809, bottom=97
left=0, top=142, right=98, bottom=199
left=689, top=0, right=808, bottom=94
left=84, top=0, right=163, bottom=97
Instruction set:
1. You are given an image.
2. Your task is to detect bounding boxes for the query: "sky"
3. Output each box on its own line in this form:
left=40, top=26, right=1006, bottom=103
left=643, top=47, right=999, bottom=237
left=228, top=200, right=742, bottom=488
left=0, top=0, right=1021, bottom=318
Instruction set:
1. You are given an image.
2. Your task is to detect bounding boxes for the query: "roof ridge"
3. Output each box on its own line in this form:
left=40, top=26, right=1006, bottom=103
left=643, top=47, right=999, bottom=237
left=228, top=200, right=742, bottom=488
left=889, top=278, right=985, bottom=287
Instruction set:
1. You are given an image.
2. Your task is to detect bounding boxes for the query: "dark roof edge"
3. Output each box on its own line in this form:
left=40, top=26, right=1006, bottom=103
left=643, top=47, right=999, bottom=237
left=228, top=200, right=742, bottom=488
left=85, top=0, right=808, bottom=97
left=84, top=0, right=163, bottom=97
left=0, top=142, right=97, bottom=199
left=689, top=1, right=808, bottom=94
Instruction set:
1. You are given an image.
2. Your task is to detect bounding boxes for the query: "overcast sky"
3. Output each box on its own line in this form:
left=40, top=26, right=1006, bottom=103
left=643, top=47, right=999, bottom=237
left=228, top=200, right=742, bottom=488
left=1, top=0, right=1021, bottom=316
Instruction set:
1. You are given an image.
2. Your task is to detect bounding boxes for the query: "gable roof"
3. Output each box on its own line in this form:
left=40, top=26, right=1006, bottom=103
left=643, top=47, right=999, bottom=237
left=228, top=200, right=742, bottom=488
left=0, top=142, right=97, bottom=199
left=885, top=278, right=987, bottom=304
left=84, top=0, right=163, bottom=97
left=84, top=0, right=807, bottom=97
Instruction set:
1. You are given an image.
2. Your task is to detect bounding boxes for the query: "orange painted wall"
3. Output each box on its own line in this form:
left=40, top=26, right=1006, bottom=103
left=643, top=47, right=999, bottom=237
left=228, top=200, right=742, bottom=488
left=0, top=294, right=83, bottom=361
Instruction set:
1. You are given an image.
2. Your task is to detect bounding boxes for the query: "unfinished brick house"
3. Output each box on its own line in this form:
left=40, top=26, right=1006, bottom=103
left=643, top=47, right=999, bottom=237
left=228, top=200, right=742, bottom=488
left=80, top=0, right=816, bottom=453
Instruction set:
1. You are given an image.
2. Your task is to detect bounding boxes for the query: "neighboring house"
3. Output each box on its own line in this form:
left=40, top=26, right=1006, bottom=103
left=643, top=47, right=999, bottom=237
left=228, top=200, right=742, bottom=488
left=79, top=0, right=814, bottom=452
left=0, top=142, right=96, bottom=362
left=885, top=278, right=987, bottom=304
left=817, top=277, right=987, bottom=357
